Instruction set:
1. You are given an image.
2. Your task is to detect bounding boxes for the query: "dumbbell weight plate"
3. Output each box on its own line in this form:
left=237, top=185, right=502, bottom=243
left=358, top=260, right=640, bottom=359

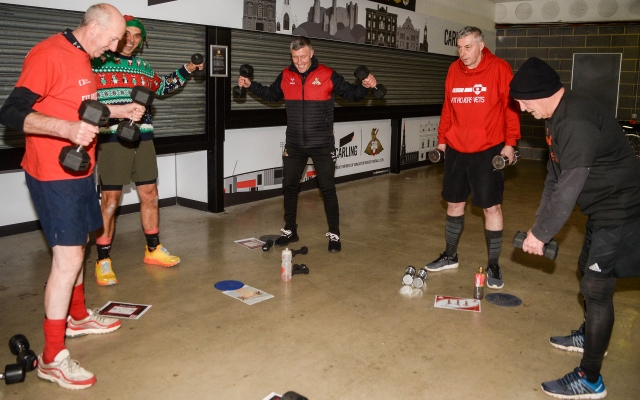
left=191, top=53, right=206, bottom=78
left=116, top=121, right=140, bottom=142
left=1, top=363, right=25, bottom=384
left=59, top=146, right=90, bottom=172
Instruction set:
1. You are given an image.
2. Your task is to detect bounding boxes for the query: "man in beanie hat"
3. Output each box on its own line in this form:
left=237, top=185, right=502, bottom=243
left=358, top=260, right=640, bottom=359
left=424, top=26, right=520, bottom=291
left=91, top=15, right=204, bottom=286
left=511, top=56, right=640, bottom=399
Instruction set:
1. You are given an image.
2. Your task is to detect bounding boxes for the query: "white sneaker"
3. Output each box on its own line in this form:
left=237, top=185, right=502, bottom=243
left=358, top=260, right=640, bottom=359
left=37, top=349, right=96, bottom=390
left=66, top=309, right=121, bottom=338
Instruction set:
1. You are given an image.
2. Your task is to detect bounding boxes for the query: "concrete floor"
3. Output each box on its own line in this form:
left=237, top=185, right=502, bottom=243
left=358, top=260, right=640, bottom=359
left=0, top=160, right=638, bottom=400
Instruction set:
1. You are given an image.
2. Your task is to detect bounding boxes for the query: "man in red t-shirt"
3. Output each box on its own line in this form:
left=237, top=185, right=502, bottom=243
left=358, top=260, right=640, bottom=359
left=0, top=3, right=144, bottom=390
left=424, top=26, right=520, bottom=290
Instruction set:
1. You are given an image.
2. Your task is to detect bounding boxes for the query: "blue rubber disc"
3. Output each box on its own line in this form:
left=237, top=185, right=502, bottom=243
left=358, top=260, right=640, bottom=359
left=485, top=293, right=522, bottom=307
left=214, top=280, right=244, bottom=291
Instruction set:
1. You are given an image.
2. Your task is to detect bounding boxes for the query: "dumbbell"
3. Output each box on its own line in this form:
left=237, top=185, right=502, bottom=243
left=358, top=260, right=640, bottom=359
left=492, top=151, right=521, bottom=170
left=233, top=64, right=254, bottom=98
left=354, top=65, right=387, bottom=99
left=428, top=149, right=445, bottom=163
left=402, top=266, right=416, bottom=285
left=513, top=231, right=559, bottom=260
left=282, top=392, right=309, bottom=400
left=0, top=362, right=25, bottom=385
left=59, top=100, right=110, bottom=172
left=9, top=334, right=37, bottom=372
left=262, top=239, right=274, bottom=252
left=116, top=86, right=154, bottom=142
left=191, top=53, right=206, bottom=78
left=292, top=264, right=309, bottom=275
left=291, top=246, right=308, bottom=257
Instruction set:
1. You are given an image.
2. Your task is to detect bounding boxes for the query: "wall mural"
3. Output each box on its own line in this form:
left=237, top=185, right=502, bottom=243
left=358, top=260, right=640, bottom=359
left=241, top=0, right=430, bottom=53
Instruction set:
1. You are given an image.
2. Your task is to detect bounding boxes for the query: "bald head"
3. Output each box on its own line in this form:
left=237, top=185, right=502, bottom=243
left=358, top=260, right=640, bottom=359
left=74, top=3, right=125, bottom=59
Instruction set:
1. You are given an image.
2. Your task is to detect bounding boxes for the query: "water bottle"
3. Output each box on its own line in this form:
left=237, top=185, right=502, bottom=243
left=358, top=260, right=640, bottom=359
left=474, top=266, right=485, bottom=300
left=281, top=248, right=292, bottom=282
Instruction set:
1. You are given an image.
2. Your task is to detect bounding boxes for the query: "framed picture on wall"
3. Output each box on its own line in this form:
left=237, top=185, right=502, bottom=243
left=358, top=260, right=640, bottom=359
left=210, top=45, right=228, bottom=77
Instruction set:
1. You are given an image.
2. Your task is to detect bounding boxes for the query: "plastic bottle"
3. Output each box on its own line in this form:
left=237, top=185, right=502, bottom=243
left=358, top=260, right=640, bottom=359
left=281, top=248, right=292, bottom=282
left=474, top=266, right=485, bottom=300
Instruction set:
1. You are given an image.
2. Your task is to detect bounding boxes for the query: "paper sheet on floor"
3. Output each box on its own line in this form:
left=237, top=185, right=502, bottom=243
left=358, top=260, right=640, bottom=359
left=234, top=237, right=265, bottom=249
left=261, top=393, right=282, bottom=400
left=434, top=295, right=481, bottom=312
left=223, top=285, right=274, bottom=305
left=97, top=301, right=152, bottom=319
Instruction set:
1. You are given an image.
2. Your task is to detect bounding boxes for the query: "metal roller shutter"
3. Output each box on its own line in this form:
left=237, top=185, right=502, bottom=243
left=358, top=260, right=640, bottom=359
left=230, top=29, right=453, bottom=111
left=0, top=3, right=206, bottom=150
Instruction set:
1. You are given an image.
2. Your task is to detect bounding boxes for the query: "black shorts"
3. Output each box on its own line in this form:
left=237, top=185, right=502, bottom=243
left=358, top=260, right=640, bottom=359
left=441, top=144, right=504, bottom=208
left=580, top=217, right=640, bottom=278
left=25, top=172, right=102, bottom=247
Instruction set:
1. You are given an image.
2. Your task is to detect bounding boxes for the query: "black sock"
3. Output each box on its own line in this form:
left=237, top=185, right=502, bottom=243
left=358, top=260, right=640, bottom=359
left=97, top=243, right=111, bottom=260
left=146, top=233, right=160, bottom=251
left=445, top=215, right=464, bottom=256
left=579, top=365, right=600, bottom=384
left=485, top=229, right=503, bottom=265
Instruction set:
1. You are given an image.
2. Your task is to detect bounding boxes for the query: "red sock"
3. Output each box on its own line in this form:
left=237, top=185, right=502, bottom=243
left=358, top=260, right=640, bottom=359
left=42, top=318, right=67, bottom=364
left=68, top=284, right=89, bottom=321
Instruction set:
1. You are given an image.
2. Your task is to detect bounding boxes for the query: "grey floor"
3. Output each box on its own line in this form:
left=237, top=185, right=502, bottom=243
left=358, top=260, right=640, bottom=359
left=0, top=160, right=638, bottom=400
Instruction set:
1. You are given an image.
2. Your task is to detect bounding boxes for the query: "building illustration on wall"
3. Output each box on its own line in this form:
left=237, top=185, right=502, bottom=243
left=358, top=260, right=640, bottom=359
left=421, top=22, right=428, bottom=52
left=276, top=0, right=299, bottom=33
left=396, top=16, right=419, bottom=51
left=243, top=0, right=277, bottom=32
left=400, top=119, right=439, bottom=165
left=294, top=0, right=364, bottom=43
left=365, top=5, right=397, bottom=47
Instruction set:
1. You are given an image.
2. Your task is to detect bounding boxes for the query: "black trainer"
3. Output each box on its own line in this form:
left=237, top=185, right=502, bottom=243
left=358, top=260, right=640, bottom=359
left=326, top=232, right=341, bottom=252
left=486, top=264, right=504, bottom=289
left=275, top=228, right=299, bottom=246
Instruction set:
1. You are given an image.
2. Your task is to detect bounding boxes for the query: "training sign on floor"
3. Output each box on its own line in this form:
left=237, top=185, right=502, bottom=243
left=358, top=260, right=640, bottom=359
left=97, top=301, right=152, bottom=319
left=434, top=295, right=481, bottom=313
left=223, top=285, right=274, bottom=305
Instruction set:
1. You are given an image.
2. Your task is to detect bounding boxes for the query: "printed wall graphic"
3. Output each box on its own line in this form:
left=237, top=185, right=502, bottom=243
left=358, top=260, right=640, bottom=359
left=369, top=0, right=415, bottom=12
left=148, top=0, right=176, bottom=5
left=400, top=116, right=440, bottom=165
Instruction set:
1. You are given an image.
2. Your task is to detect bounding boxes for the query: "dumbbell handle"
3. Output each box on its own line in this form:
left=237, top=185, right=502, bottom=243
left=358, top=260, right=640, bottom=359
left=291, top=246, right=308, bottom=257
left=492, top=151, right=521, bottom=170
left=513, top=231, right=558, bottom=260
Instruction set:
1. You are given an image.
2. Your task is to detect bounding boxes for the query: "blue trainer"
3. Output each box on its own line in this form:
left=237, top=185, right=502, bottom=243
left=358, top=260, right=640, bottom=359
left=541, top=367, right=607, bottom=399
left=550, top=323, right=585, bottom=353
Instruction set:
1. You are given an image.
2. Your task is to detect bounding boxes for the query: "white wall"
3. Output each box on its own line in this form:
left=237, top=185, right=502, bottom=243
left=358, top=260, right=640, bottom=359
left=495, top=0, right=640, bottom=24
left=176, top=151, right=208, bottom=203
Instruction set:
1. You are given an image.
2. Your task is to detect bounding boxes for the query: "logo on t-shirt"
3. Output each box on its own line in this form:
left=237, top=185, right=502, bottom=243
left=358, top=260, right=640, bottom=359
left=452, top=84, right=487, bottom=95
left=588, top=263, right=602, bottom=272
left=312, top=77, right=321, bottom=85
left=289, top=77, right=296, bottom=85
left=78, top=79, right=92, bottom=86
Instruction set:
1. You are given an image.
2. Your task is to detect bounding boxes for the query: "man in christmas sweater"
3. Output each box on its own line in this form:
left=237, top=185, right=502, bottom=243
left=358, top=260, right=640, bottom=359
left=424, top=26, right=521, bottom=290
left=91, top=15, right=204, bottom=286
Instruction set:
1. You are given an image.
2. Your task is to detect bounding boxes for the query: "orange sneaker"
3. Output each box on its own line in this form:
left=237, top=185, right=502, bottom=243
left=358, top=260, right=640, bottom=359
left=95, top=258, right=117, bottom=286
left=143, top=244, right=180, bottom=267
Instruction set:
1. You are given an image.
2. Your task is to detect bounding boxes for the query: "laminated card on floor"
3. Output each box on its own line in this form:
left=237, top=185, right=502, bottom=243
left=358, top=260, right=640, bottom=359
left=223, top=285, right=274, bottom=305
left=434, top=295, right=481, bottom=312
left=235, top=237, right=266, bottom=249
left=97, top=301, right=152, bottom=319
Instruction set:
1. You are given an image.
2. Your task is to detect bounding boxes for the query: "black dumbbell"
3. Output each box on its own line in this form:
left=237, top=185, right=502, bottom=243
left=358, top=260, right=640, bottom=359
left=354, top=65, right=387, bottom=99
left=59, top=100, right=110, bottom=172
left=262, top=239, right=274, bottom=252
left=9, top=334, right=37, bottom=372
left=191, top=53, right=206, bottom=78
left=428, top=149, right=445, bottom=163
left=292, top=264, right=309, bottom=275
left=291, top=246, right=308, bottom=257
left=233, top=64, right=254, bottom=98
left=492, top=151, right=521, bottom=170
left=116, top=86, right=154, bottom=142
left=513, top=231, right=559, bottom=260
left=0, top=362, right=25, bottom=385
left=282, top=391, right=309, bottom=400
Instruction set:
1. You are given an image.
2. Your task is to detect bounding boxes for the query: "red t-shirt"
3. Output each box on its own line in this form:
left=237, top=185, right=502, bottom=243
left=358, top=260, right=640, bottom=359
left=17, top=33, right=98, bottom=181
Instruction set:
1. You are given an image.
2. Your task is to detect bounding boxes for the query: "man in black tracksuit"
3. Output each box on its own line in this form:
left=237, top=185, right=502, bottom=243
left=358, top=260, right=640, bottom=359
left=237, top=36, right=377, bottom=252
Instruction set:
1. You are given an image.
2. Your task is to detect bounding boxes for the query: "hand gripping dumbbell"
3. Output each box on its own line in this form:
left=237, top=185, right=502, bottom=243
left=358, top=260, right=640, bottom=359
left=282, top=392, right=309, bottom=400
left=262, top=239, right=274, bottom=252
left=116, top=86, right=154, bottom=142
left=513, top=231, right=559, bottom=260
left=428, top=149, right=445, bottom=163
left=0, top=362, right=25, bottom=385
left=292, top=264, right=309, bottom=275
left=354, top=65, right=387, bottom=99
left=291, top=246, right=308, bottom=258
left=233, top=64, right=254, bottom=98
left=191, top=53, right=206, bottom=78
left=492, top=151, right=521, bottom=170
left=9, top=334, right=37, bottom=372
left=59, top=99, right=110, bottom=172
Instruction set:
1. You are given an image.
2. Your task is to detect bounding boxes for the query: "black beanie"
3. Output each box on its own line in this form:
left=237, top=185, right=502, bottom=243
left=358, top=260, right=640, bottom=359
left=510, top=57, right=563, bottom=100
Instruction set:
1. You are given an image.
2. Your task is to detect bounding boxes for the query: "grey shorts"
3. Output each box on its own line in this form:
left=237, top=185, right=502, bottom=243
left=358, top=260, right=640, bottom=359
left=97, top=140, right=158, bottom=187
